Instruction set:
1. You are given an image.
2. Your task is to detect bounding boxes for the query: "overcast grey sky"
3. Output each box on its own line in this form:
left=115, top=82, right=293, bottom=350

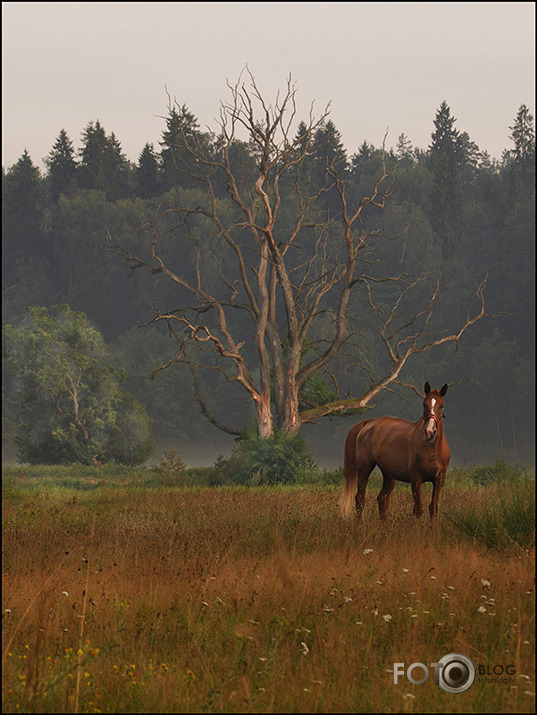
left=2, top=2, right=535, bottom=171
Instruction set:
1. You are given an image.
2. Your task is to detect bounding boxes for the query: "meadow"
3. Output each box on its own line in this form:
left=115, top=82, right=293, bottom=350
left=2, top=463, right=535, bottom=713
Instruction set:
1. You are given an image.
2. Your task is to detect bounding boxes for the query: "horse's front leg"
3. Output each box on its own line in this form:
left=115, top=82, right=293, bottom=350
left=429, top=472, right=446, bottom=519
left=411, top=477, right=423, bottom=518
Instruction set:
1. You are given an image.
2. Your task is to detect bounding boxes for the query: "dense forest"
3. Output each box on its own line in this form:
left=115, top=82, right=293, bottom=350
left=2, top=83, right=535, bottom=468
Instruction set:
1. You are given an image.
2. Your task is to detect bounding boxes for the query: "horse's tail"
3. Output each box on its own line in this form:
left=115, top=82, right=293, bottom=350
left=340, top=420, right=370, bottom=519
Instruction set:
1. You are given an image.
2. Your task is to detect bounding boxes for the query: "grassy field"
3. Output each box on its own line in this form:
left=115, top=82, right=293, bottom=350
left=2, top=465, right=535, bottom=713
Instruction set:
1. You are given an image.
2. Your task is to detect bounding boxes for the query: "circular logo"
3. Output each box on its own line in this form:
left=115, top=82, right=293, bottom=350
left=437, top=653, right=476, bottom=694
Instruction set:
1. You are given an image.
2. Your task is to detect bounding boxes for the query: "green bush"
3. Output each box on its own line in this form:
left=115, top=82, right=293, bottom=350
left=209, top=427, right=318, bottom=486
left=149, top=449, right=187, bottom=485
left=461, top=457, right=534, bottom=485
left=447, top=474, right=535, bottom=551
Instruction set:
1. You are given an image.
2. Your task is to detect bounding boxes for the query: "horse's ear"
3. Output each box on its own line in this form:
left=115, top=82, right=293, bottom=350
left=440, top=384, right=448, bottom=396
left=424, top=382, right=431, bottom=395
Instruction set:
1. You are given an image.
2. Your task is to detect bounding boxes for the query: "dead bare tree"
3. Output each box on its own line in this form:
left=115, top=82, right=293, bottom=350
left=108, top=70, right=491, bottom=438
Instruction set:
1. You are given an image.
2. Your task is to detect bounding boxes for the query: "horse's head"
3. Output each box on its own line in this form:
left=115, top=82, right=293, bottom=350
left=423, top=382, right=448, bottom=443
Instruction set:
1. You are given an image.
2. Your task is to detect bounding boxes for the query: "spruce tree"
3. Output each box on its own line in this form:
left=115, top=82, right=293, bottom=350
left=78, top=120, right=108, bottom=190
left=45, top=129, right=78, bottom=201
left=428, top=101, right=464, bottom=256
left=312, top=119, right=347, bottom=212
left=78, top=120, right=132, bottom=201
left=396, top=133, right=414, bottom=162
left=136, top=143, right=161, bottom=198
left=2, top=150, right=44, bottom=283
left=159, top=104, right=202, bottom=190
left=508, top=104, right=535, bottom=192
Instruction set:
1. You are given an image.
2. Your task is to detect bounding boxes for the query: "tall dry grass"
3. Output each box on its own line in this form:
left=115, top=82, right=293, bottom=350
left=2, top=480, right=535, bottom=713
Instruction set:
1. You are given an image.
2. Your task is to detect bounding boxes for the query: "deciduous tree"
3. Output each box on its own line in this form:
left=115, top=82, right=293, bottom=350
left=109, top=73, right=492, bottom=440
left=3, top=305, right=154, bottom=465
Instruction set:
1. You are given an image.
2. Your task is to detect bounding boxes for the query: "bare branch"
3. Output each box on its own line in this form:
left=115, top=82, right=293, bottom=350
left=108, top=74, right=495, bottom=438
left=186, top=361, right=242, bottom=436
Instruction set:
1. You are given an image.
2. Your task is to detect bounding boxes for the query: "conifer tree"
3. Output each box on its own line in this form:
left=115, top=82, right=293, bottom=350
left=2, top=150, right=44, bottom=283
left=159, top=104, right=203, bottom=190
left=45, top=129, right=78, bottom=200
left=312, top=119, right=347, bottom=212
left=396, top=133, right=414, bottom=161
left=428, top=101, right=464, bottom=255
left=313, top=119, right=347, bottom=169
left=136, top=143, right=161, bottom=198
left=508, top=104, right=535, bottom=192
left=78, top=120, right=108, bottom=190
left=78, top=120, right=132, bottom=201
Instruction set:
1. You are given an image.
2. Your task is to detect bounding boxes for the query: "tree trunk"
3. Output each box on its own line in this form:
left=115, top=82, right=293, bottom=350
left=255, top=392, right=274, bottom=438
left=282, top=351, right=301, bottom=434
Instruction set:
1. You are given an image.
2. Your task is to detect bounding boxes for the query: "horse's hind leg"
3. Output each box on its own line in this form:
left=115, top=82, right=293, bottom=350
left=355, top=464, right=374, bottom=518
left=377, top=476, right=396, bottom=520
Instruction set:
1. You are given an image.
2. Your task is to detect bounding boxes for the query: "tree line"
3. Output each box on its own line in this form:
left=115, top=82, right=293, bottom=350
left=2, top=76, right=535, bottom=467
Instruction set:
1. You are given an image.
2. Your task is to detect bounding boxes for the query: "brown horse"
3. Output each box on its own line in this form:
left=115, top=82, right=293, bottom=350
left=340, top=382, right=450, bottom=520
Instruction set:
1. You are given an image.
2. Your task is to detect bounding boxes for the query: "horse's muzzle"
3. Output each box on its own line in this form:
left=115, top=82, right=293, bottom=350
left=424, top=414, right=438, bottom=442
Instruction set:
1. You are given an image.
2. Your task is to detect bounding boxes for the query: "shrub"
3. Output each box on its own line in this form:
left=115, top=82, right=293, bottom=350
left=447, top=473, right=535, bottom=551
left=467, top=457, right=532, bottom=485
left=149, top=449, right=188, bottom=485
left=210, top=427, right=318, bottom=486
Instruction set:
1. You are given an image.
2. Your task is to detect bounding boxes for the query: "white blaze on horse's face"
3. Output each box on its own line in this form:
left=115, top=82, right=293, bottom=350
left=425, top=397, right=437, bottom=442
